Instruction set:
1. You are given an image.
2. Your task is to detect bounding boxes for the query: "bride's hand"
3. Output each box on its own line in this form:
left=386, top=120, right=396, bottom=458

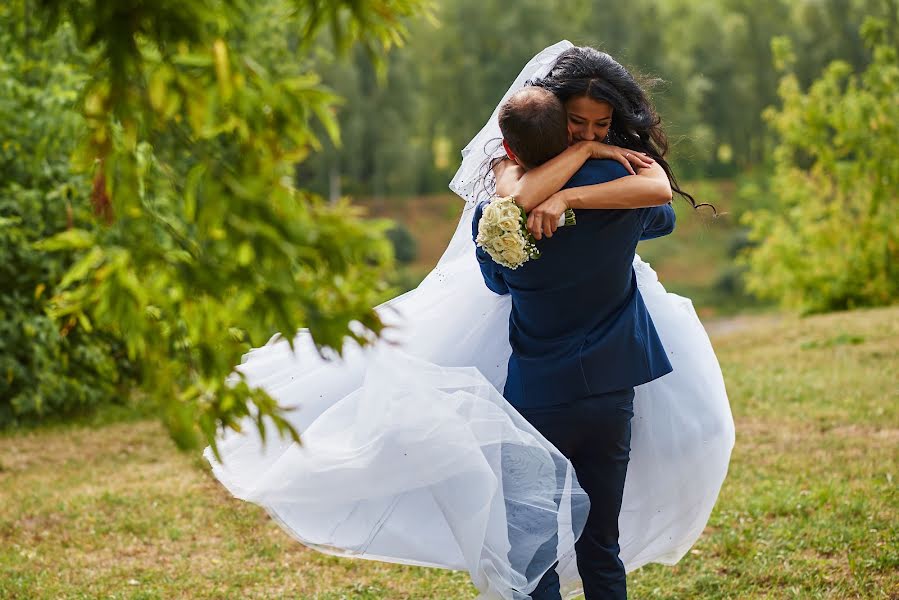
left=576, top=141, right=654, bottom=175
left=527, top=193, right=569, bottom=240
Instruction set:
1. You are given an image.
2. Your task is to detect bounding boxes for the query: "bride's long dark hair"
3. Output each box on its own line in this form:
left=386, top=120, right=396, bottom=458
left=531, top=46, right=712, bottom=212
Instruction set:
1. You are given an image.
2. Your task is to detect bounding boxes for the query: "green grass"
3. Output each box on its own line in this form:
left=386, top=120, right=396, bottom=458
left=1, top=306, right=897, bottom=599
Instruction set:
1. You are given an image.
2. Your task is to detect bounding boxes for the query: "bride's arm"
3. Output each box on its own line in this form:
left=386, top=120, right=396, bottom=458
left=527, top=163, right=671, bottom=240
left=527, top=158, right=672, bottom=240
left=558, top=161, right=672, bottom=210
left=494, top=141, right=667, bottom=213
left=525, top=161, right=674, bottom=240
left=495, top=142, right=595, bottom=212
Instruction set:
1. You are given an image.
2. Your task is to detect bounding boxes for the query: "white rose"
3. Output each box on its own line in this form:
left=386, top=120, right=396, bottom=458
left=498, top=216, right=520, bottom=233
left=488, top=201, right=501, bottom=214
left=482, top=203, right=502, bottom=226
left=499, top=235, right=522, bottom=251
left=477, top=217, right=500, bottom=241
left=499, top=203, right=521, bottom=221
left=501, top=248, right=527, bottom=266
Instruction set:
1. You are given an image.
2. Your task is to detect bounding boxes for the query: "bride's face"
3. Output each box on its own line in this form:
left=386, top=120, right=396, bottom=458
left=565, top=95, right=613, bottom=144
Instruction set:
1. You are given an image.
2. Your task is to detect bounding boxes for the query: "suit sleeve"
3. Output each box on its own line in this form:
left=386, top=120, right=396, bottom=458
left=472, top=201, right=510, bottom=295
left=639, top=204, right=676, bottom=241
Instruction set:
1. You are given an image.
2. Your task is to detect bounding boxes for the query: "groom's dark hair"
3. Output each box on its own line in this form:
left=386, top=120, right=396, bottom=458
left=498, top=87, right=569, bottom=171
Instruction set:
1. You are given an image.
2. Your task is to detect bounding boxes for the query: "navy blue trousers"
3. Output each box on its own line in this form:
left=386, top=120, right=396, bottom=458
left=509, top=388, right=635, bottom=600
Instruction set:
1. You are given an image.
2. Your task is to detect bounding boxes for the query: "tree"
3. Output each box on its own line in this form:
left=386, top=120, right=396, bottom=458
left=0, top=14, right=133, bottom=424
left=303, top=0, right=896, bottom=189
left=740, top=18, right=899, bottom=313
left=7, top=0, right=428, bottom=455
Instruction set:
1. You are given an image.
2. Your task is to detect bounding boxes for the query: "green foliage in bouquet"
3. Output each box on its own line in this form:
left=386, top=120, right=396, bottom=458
left=0, top=19, right=134, bottom=425
left=3, top=0, right=428, bottom=456
left=740, top=18, right=899, bottom=314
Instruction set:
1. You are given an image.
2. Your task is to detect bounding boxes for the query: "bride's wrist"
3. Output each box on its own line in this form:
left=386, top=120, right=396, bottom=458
left=571, top=141, right=595, bottom=160
left=554, top=188, right=578, bottom=210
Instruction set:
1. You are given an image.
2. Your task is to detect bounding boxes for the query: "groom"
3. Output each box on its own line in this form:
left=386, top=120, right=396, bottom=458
left=472, top=87, right=675, bottom=600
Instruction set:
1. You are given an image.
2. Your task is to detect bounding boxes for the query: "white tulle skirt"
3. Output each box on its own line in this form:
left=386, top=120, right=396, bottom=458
left=204, top=202, right=735, bottom=599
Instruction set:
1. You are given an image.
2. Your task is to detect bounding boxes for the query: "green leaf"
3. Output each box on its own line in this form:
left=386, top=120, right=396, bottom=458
left=33, top=229, right=96, bottom=252
left=57, top=246, right=105, bottom=291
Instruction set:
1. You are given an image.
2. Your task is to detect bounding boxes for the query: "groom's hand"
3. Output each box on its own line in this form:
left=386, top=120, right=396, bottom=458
left=528, top=193, right=569, bottom=240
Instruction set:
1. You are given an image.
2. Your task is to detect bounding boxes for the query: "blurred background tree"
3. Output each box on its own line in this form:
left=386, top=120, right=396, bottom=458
left=301, top=0, right=897, bottom=195
left=740, top=18, right=898, bottom=313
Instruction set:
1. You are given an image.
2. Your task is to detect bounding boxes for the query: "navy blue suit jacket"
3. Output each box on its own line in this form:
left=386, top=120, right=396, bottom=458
left=473, top=159, right=675, bottom=408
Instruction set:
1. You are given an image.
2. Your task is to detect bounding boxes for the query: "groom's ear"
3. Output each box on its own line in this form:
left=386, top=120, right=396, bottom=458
left=502, top=139, right=522, bottom=167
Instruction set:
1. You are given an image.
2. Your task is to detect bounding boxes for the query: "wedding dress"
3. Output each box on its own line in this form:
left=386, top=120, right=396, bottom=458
left=204, top=40, right=735, bottom=599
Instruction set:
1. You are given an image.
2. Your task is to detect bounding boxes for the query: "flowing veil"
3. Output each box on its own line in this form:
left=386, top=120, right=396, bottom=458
left=205, top=40, right=735, bottom=600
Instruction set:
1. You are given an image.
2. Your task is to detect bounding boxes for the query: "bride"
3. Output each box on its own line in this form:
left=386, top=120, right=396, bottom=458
left=205, top=41, right=735, bottom=600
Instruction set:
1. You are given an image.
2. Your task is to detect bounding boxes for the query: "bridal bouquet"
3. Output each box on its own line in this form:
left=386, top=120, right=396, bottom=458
left=475, top=195, right=576, bottom=269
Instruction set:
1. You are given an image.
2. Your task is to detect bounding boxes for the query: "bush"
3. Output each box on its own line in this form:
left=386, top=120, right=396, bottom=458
left=740, top=19, right=899, bottom=314
left=386, top=222, right=418, bottom=265
left=0, top=23, right=133, bottom=424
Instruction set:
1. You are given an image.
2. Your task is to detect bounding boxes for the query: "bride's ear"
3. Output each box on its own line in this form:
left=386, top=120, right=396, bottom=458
left=502, top=139, right=521, bottom=166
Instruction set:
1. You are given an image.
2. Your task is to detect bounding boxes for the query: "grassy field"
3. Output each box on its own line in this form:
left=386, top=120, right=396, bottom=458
left=2, top=306, right=897, bottom=599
